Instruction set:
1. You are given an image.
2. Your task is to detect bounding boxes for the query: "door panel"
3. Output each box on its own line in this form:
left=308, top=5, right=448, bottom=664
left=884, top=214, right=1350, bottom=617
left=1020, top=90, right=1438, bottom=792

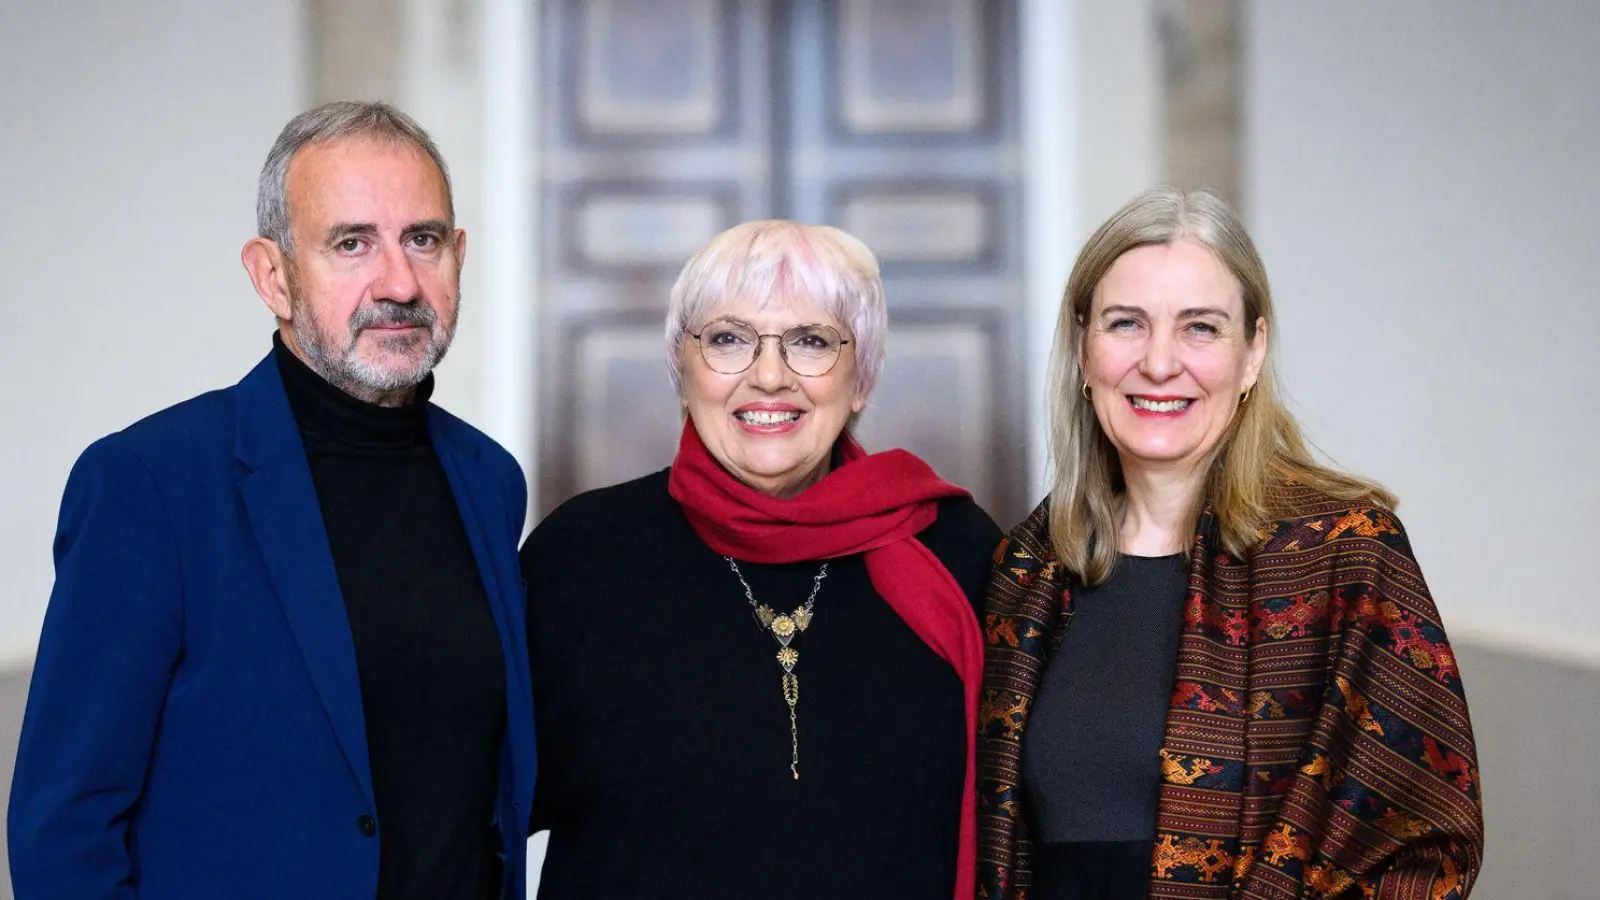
left=538, top=0, right=1026, bottom=524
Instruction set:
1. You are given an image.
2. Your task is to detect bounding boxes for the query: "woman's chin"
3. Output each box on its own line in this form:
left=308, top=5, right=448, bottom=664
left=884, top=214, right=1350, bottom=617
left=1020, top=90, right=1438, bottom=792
left=730, top=457, right=828, bottom=497
left=1116, top=441, right=1210, bottom=473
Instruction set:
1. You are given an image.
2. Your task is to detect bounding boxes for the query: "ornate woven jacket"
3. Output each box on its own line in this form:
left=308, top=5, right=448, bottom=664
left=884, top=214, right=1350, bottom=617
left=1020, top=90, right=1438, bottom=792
left=976, top=485, right=1484, bottom=899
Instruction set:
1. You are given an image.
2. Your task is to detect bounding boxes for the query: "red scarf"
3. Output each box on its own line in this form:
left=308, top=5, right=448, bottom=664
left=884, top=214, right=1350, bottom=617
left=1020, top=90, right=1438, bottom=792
left=667, top=420, right=983, bottom=900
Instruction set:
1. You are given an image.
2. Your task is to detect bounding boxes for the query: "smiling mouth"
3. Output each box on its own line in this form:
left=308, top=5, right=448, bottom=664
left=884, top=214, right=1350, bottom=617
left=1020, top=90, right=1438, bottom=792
left=736, top=410, right=802, bottom=426
left=1128, top=396, right=1193, bottom=413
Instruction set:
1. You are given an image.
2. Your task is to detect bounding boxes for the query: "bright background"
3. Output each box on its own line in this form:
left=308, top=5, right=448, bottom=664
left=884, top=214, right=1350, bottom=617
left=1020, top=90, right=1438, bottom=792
left=2, top=2, right=1594, bottom=896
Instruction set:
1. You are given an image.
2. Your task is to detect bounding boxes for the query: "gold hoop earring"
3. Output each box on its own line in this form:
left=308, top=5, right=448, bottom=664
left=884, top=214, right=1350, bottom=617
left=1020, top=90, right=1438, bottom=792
left=1240, top=386, right=1253, bottom=404
left=1081, top=381, right=1091, bottom=401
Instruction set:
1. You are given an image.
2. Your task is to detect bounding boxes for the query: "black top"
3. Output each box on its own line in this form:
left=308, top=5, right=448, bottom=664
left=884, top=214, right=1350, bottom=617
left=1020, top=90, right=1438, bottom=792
left=520, top=468, right=1001, bottom=899
left=1021, top=553, right=1189, bottom=900
left=275, top=336, right=507, bottom=900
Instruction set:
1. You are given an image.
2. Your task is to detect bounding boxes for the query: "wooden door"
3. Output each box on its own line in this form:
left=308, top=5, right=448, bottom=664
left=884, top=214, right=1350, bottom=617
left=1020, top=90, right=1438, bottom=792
left=538, top=0, right=1026, bottom=524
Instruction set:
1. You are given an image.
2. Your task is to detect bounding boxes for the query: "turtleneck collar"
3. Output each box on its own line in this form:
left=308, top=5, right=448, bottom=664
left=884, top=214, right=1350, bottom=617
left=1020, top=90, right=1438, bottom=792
left=273, top=331, right=435, bottom=450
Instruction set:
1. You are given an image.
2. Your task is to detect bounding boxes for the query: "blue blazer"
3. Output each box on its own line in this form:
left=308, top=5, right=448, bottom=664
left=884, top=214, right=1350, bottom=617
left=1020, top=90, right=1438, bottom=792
left=8, top=354, right=536, bottom=899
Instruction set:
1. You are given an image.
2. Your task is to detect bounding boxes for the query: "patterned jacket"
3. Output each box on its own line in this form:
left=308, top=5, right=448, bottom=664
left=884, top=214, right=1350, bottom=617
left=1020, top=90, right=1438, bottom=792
left=976, top=485, right=1484, bottom=899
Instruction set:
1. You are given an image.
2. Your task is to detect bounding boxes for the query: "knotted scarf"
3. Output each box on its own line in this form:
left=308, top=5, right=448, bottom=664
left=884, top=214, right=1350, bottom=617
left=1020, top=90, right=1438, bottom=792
left=667, top=419, right=984, bottom=900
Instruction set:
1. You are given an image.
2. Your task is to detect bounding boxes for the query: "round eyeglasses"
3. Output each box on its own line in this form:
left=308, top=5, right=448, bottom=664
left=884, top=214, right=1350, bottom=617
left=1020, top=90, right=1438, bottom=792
left=688, top=319, right=851, bottom=377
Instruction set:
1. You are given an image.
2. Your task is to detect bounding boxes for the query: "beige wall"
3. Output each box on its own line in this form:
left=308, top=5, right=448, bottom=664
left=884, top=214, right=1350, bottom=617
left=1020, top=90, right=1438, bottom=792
left=1245, top=0, right=1600, bottom=661
left=0, top=2, right=308, bottom=669
left=1245, top=2, right=1600, bottom=895
left=0, top=5, right=308, bottom=894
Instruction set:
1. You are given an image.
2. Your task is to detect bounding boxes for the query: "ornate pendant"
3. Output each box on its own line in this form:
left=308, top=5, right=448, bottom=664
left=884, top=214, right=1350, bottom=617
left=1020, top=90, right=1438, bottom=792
left=724, top=557, right=827, bottom=781
left=770, top=614, right=797, bottom=647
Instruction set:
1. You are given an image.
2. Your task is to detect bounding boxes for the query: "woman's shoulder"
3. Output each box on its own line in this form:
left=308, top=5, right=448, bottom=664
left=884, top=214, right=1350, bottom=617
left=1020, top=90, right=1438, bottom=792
left=920, top=494, right=1003, bottom=558
left=983, top=498, right=1069, bottom=596
left=991, top=498, right=1054, bottom=560
left=915, top=495, right=1004, bottom=612
left=552, top=467, right=672, bottom=516
left=522, top=468, right=675, bottom=558
left=1256, top=481, right=1414, bottom=559
left=931, top=493, right=1003, bottom=539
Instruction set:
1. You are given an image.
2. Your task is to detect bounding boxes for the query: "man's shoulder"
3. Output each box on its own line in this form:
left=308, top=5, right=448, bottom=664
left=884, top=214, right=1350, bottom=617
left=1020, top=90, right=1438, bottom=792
left=89, top=385, right=241, bottom=468
left=425, top=402, right=518, bottom=471
left=57, top=383, right=248, bottom=517
left=423, top=403, right=528, bottom=529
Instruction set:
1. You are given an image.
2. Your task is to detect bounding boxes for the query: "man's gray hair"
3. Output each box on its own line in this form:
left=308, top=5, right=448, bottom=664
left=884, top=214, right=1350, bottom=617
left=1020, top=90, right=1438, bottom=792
left=256, top=100, right=454, bottom=255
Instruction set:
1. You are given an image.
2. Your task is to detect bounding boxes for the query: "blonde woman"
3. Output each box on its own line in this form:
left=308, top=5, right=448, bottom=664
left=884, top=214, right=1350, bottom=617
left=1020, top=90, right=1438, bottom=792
left=976, top=188, right=1483, bottom=899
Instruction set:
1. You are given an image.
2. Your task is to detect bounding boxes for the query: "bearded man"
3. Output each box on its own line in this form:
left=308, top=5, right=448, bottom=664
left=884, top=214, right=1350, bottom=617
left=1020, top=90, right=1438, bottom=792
left=8, top=101, right=535, bottom=900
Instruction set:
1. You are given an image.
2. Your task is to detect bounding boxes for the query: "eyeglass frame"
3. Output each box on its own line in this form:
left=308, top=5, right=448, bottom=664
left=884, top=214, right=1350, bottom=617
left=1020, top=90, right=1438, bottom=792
left=686, top=319, right=853, bottom=378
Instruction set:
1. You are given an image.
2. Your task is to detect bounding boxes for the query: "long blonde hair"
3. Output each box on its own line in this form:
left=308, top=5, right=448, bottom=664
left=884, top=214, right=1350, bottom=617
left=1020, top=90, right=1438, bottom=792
left=1048, top=188, right=1394, bottom=585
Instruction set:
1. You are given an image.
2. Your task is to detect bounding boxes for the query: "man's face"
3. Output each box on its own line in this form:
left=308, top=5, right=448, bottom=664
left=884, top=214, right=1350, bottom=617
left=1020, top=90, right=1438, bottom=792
left=279, top=137, right=464, bottom=402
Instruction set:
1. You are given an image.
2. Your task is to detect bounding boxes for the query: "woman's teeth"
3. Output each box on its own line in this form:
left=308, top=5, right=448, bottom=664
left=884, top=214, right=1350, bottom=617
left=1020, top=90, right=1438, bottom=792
left=737, top=410, right=801, bottom=425
left=1129, top=397, right=1192, bottom=413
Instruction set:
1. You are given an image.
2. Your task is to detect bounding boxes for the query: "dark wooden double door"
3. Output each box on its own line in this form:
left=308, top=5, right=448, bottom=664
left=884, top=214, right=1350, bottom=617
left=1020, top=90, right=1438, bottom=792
left=537, top=0, right=1028, bottom=525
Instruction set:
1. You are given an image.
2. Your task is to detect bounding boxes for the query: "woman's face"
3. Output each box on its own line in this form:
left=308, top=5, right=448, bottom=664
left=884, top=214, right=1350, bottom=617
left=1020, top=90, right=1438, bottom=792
left=1080, top=239, right=1267, bottom=481
left=680, top=293, right=866, bottom=498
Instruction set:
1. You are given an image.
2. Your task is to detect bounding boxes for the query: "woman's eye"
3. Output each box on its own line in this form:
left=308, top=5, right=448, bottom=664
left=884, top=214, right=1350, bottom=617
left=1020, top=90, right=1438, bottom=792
left=1107, top=318, right=1138, bottom=332
left=1188, top=321, right=1220, bottom=337
left=707, top=330, right=749, bottom=346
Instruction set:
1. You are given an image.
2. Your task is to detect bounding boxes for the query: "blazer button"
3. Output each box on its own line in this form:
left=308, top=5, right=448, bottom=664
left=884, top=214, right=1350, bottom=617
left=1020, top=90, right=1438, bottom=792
left=357, top=814, right=377, bottom=837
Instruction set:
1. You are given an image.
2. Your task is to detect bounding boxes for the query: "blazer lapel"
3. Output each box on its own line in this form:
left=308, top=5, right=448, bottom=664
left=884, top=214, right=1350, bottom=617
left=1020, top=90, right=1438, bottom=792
left=428, top=418, right=536, bottom=809
left=233, top=354, right=375, bottom=809
left=426, top=418, right=502, bottom=640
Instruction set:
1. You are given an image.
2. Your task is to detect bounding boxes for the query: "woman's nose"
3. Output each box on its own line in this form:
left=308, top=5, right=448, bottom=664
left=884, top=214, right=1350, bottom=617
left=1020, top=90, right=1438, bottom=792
left=748, top=335, right=793, bottom=391
left=1138, top=330, right=1181, bottom=381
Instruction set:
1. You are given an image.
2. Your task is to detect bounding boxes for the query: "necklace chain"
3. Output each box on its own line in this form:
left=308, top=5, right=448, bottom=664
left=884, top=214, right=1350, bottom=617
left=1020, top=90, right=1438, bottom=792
left=726, top=557, right=829, bottom=620
left=724, top=557, right=827, bottom=780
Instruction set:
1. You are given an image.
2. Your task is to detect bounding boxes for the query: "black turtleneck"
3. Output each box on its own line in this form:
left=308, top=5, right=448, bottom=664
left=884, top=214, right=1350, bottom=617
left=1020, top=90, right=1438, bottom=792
left=273, top=335, right=506, bottom=900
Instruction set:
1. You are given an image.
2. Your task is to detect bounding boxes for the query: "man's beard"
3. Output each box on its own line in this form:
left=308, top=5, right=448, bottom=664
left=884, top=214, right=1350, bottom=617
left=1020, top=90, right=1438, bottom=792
left=287, top=272, right=457, bottom=399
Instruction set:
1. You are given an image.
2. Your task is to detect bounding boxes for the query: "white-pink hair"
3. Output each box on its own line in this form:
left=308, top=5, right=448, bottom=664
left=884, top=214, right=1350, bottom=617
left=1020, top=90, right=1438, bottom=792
left=664, top=219, right=887, bottom=397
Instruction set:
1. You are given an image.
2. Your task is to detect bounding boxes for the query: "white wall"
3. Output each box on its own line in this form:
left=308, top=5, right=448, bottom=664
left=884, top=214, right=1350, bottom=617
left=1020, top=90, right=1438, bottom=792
left=0, top=2, right=307, bottom=665
left=1245, top=0, right=1600, bottom=663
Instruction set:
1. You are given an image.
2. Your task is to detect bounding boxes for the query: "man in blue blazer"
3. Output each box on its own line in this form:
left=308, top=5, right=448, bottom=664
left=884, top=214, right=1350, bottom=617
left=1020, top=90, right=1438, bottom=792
left=8, top=102, right=536, bottom=899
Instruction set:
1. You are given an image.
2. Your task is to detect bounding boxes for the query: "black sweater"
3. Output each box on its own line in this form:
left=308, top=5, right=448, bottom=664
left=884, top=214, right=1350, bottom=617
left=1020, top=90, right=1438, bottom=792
left=520, top=468, right=1001, bottom=899
left=1022, top=553, right=1189, bottom=900
left=275, top=336, right=506, bottom=900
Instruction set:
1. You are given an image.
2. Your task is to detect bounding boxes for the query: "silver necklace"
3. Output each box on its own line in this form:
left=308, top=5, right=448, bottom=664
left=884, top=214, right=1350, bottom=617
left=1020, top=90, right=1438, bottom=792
left=725, top=557, right=828, bottom=780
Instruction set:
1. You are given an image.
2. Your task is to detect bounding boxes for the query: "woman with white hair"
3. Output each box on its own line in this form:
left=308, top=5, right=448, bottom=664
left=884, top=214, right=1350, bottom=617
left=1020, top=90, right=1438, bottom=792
left=520, top=220, right=1000, bottom=898
left=976, top=188, right=1483, bottom=899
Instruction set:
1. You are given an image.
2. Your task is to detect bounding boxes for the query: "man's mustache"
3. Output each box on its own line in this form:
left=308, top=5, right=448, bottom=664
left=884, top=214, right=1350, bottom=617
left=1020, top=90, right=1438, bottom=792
left=350, top=301, right=437, bottom=331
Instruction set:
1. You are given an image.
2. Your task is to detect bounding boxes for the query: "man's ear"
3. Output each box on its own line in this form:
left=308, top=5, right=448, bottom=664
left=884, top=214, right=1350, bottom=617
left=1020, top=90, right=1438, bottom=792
left=241, top=238, right=293, bottom=321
